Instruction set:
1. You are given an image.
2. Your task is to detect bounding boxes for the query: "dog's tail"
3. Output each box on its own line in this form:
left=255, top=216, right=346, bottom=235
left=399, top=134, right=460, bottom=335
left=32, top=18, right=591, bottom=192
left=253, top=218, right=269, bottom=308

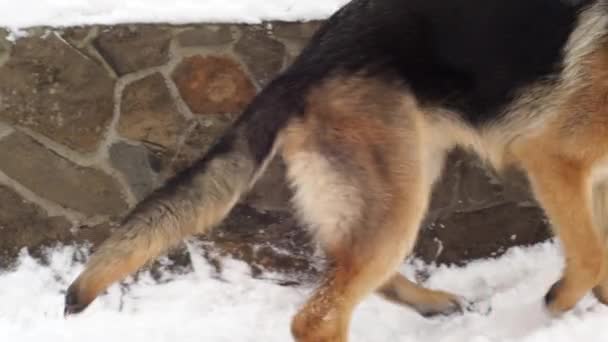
left=64, top=78, right=302, bottom=315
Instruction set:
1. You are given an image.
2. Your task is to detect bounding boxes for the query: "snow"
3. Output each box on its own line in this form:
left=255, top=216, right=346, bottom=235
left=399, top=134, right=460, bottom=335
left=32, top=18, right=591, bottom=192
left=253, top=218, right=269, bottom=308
left=0, top=0, right=349, bottom=34
left=1, top=240, right=607, bottom=341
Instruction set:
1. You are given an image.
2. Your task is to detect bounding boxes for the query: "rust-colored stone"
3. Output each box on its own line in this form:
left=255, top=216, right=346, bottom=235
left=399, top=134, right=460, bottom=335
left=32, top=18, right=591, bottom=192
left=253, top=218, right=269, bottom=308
left=172, top=55, right=256, bottom=115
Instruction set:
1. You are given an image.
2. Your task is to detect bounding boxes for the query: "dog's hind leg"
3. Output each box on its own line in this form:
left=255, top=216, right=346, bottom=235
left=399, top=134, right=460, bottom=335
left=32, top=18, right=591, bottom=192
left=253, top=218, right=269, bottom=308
left=281, top=76, right=457, bottom=341
left=378, top=274, right=462, bottom=317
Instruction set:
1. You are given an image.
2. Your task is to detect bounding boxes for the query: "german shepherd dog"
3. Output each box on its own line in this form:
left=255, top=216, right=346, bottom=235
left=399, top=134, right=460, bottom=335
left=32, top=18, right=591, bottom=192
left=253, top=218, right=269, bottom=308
left=64, top=0, right=608, bottom=340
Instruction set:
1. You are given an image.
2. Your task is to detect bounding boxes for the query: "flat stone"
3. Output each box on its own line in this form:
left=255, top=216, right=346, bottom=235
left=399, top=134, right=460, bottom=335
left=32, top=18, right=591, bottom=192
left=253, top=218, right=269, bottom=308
left=425, top=152, right=462, bottom=222
left=0, top=132, right=128, bottom=216
left=118, top=73, right=187, bottom=151
left=109, top=142, right=160, bottom=200
left=0, top=34, right=115, bottom=153
left=452, top=151, right=506, bottom=213
left=166, top=113, right=292, bottom=212
left=172, top=55, right=256, bottom=115
left=60, top=27, right=93, bottom=46
left=271, top=21, right=323, bottom=41
left=94, top=26, right=172, bottom=75
left=415, top=204, right=551, bottom=266
left=244, top=158, right=293, bottom=213
left=500, top=167, right=537, bottom=205
left=205, top=205, right=319, bottom=279
left=0, top=121, right=13, bottom=139
left=0, top=29, right=11, bottom=65
left=0, top=184, right=72, bottom=265
left=169, top=115, right=235, bottom=176
left=177, top=25, right=234, bottom=47
left=234, top=26, right=286, bottom=86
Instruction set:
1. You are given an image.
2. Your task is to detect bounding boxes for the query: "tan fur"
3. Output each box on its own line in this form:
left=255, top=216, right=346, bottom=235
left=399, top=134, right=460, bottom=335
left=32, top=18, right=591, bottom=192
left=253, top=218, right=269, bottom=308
left=282, top=76, right=447, bottom=341
left=592, top=180, right=608, bottom=303
left=506, top=43, right=608, bottom=313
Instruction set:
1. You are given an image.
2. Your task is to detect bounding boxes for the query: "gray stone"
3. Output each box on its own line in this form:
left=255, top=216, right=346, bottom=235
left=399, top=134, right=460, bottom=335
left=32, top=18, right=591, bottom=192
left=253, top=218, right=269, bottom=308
left=234, top=26, right=286, bottom=86
left=177, top=25, right=234, bottom=47
left=94, top=26, right=172, bottom=75
left=0, top=132, right=128, bottom=216
left=109, top=142, right=160, bottom=200
left=0, top=34, right=115, bottom=153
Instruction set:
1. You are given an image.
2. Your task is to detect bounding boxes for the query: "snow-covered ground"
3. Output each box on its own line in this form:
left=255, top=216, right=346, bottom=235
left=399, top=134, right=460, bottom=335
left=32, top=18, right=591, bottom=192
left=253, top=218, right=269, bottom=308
left=0, top=0, right=348, bottom=33
left=1, top=240, right=607, bottom=342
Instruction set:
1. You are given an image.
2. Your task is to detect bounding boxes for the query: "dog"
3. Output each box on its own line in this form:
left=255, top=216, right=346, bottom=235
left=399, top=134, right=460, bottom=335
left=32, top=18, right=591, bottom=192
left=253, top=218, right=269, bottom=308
left=64, top=0, right=608, bottom=340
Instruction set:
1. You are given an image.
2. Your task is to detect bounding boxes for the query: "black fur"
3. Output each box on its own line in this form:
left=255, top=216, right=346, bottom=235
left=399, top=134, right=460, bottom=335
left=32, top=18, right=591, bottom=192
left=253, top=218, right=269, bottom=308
left=290, top=0, right=590, bottom=122
left=157, top=0, right=595, bottom=196
left=238, top=0, right=594, bottom=165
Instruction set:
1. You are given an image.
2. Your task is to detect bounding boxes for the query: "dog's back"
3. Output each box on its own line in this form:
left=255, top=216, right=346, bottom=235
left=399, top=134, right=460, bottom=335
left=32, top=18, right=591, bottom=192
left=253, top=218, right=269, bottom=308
left=65, top=1, right=608, bottom=341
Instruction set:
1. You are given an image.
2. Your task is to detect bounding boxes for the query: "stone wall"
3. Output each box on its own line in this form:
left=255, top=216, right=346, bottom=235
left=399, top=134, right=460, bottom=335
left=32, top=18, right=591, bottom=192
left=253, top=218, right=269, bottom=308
left=0, top=22, right=551, bottom=273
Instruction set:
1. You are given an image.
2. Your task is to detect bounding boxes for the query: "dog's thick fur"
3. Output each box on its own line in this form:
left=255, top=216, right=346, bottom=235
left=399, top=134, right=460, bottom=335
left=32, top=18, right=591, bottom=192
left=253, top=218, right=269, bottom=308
left=65, top=0, right=608, bottom=340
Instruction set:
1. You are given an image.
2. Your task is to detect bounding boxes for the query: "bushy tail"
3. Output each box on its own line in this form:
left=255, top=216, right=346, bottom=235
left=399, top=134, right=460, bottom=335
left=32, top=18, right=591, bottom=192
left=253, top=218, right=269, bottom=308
left=65, top=81, right=297, bottom=315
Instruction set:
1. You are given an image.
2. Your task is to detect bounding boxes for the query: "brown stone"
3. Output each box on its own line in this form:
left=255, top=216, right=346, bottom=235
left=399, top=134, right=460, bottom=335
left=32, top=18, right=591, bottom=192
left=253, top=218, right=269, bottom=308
left=454, top=153, right=505, bottom=212
left=172, top=55, right=256, bottom=115
left=118, top=73, right=187, bottom=150
left=60, top=27, right=93, bottom=46
left=177, top=25, right=234, bottom=47
left=0, top=132, right=128, bottom=216
left=244, top=158, right=293, bottom=213
left=425, top=152, right=461, bottom=222
left=234, top=26, right=286, bottom=85
left=0, top=34, right=115, bottom=153
left=414, top=204, right=551, bottom=266
left=204, top=205, right=318, bottom=279
left=271, top=21, right=323, bottom=41
left=0, top=185, right=72, bottom=266
left=94, top=26, right=172, bottom=75
left=414, top=148, right=550, bottom=265
left=0, top=121, right=13, bottom=138
left=0, top=29, right=11, bottom=65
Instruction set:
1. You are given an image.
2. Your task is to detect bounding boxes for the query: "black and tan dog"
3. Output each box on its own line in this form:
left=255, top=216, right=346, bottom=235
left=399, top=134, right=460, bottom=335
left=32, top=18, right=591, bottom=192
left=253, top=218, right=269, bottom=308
left=64, top=0, right=608, bottom=340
